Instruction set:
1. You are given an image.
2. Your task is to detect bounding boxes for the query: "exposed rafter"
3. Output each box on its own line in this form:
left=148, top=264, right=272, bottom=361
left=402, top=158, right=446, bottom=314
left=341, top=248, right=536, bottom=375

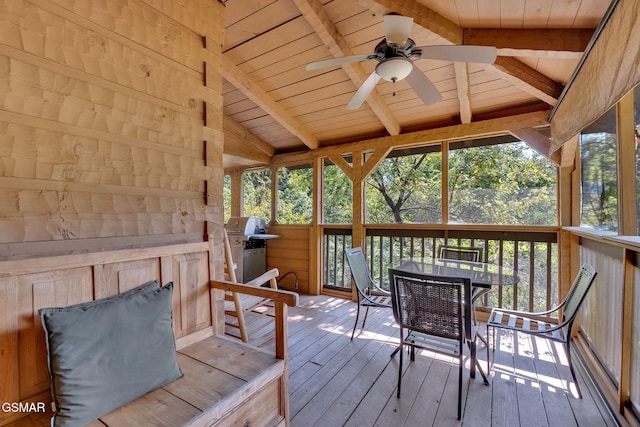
left=488, top=57, right=564, bottom=106
left=511, top=127, right=560, bottom=166
left=292, top=0, right=401, bottom=136
left=223, top=114, right=274, bottom=164
left=463, top=28, right=593, bottom=59
left=221, top=55, right=319, bottom=150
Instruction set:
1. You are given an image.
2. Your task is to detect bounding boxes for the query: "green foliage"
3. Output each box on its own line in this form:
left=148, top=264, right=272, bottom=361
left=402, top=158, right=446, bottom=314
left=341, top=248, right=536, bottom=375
left=364, top=141, right=557, bottom=225
left=324, top=163, right=352, bottom=223
left=277, top=166, right=312, bottom=224
left=243, top=169, right=272, bottom=221
left=580, top=132, right=618, bottom=230
left=448, top=142, right=557, bottom=225
left=366, top=152, right=442, bottom=223
left=223, top=175, right=231, bottom=224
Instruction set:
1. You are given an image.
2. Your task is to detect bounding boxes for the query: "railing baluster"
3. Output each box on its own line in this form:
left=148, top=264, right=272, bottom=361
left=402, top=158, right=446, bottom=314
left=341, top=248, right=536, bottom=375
left=546, top=243, right=552, bottom=310
left=529, top=240, right=535, bottom=312
left=513, top=240, right=519, bottom=311
left=322, top=227, right=557, bottom=312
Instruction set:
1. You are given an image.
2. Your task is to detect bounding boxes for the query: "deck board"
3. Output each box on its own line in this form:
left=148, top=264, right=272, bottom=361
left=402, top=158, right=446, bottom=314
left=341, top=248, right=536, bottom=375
left=231, top=294, right=617, bottom=427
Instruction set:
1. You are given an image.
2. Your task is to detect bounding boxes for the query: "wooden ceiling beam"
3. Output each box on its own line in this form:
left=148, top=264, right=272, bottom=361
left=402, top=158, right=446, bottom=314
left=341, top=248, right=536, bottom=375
left=221, top=55, right=319, bottom=150
left=464, top=28, right=593, bottom=59
left=293, top=0, right=401, bottom=136
left=308, top=110, right=550, bottom=158
left=510, top=127, right=560, bottom=166
left=486, top=57, right=564, bottom=106
left=223, top=114, right=275, bottom=164
left=454, top=62, right=472, bottom=123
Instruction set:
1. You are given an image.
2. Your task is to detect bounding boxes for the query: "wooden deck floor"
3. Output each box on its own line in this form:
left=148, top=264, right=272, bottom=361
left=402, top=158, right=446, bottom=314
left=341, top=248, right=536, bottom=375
left=229, top=294, right=618, bottom=427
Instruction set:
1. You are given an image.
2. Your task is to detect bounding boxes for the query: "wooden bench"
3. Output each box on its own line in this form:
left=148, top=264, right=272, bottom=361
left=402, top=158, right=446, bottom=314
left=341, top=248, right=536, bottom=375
left=0, top=244, right=297, bottom=427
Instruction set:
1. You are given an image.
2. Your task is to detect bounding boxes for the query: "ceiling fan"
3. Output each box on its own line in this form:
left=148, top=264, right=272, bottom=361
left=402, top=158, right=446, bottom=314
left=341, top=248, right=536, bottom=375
left=306, top=15, right=497, bottom=110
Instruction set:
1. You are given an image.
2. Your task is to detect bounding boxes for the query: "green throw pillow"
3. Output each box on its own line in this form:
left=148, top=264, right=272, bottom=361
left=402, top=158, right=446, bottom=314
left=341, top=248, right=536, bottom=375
left=39, top=280, right=183, bottom=427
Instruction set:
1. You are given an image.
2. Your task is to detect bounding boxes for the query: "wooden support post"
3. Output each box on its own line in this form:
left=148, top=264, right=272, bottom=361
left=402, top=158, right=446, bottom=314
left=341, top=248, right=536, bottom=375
left=351, top=151, right=365, bottom=250
left=619, top=249, right=634, bottom=413
left=616, top=92, right=636, bottom=236
left=309, top=156, right=324, bottom=295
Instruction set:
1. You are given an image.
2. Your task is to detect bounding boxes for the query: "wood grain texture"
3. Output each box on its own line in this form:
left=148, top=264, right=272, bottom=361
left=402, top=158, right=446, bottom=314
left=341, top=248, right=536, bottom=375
left=0, top=0, right=223, bottom=251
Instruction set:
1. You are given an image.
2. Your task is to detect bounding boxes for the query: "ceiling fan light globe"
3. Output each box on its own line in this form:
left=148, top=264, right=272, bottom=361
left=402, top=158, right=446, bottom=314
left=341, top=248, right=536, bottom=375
left=375, top=57, right=413, bottom=82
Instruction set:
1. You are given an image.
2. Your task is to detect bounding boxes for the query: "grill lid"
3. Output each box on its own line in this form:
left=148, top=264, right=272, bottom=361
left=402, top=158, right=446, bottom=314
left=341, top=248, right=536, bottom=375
left=225, top=216, right=264, bottom=235
left=225, top=216, right=278, bottom=239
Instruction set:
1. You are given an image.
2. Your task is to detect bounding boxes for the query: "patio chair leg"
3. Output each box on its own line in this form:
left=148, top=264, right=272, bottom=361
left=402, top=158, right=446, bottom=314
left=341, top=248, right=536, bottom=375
left=361, top=306, right=370, bottom=328
left=397, top=341, right=404, bottom=398
left=390, top=345, right=401, bottom=358
left=566, top=340, right=582, bottom=398
left=468, top=340, right=490, bottom=385
left=457, top=354, right=463, bottom=420
left=350, top=303, right=361, bottom=340
left=486, top=324, right=491, bottom=374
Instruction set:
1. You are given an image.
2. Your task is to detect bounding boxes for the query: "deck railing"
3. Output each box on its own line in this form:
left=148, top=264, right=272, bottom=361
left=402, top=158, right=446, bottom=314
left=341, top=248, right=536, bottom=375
left=323, top=226, right=559, bottom=313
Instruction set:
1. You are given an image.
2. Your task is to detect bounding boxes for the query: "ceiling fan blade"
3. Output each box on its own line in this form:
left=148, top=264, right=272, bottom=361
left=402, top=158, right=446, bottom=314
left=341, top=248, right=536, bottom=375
left=305, top=54, right=371, bottom=71
left=384, top=15, right=413, bottom=46
left=346, top=71, right=382, bottom=110
left=415, top=45, right=497, bottom=64
left=406, top=64, right=442, bottom=105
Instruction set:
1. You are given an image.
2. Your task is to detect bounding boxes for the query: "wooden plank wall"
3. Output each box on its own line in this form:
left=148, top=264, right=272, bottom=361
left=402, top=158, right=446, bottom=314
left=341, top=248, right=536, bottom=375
left=0, top=0, right=225, bottom=262
left=266, top=225, right=311, bottom=294
left=0, top=242, right=214, bottom=426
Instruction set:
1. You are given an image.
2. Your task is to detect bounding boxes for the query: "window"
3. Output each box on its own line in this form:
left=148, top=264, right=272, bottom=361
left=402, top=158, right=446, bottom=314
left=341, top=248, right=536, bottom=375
left=323, top=159, right=352, bottom=224
left=223, top=174, right=231, bottom=224
left=448, top=137, right=557, bottom=225
left=580, top=105, right=618, bottom=231
left=243, top=168, right=271, bottom=222
left=365, top=146, right=442, bottom=224
left=276, top=164, right=312, bottom=224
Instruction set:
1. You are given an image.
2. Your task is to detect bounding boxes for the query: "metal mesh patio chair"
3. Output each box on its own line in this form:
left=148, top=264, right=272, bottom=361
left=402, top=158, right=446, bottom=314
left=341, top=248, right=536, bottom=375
left=389, top=269, right=467, bottom=419
left=438, top=245, right=483, bottom=262
left=486, top=263, right=597, bottom=398
left=438, top=244, right=489, bottom=366
left=344, top=247, right=392, bottom=340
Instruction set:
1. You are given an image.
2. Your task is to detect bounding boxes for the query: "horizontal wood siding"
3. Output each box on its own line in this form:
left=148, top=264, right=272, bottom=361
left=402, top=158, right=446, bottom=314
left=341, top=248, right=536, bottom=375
left=0, top=0, right=224, bottom=259
left=266, top=225, right=310, bottom=294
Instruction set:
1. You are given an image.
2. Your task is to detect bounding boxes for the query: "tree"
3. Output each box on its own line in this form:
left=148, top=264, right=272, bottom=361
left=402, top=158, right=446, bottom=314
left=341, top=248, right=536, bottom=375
left=366, top=152, right=442, bottom=223
left=323, top=163, right=352, bottom=224
left=580, top=132, right=618, bottom=230
left=365, top=141, right=557, bottom=225
left=448, top=142, right=557, bottom=225
left=243, top=169, right=271, bottom=221
left=277, top=166, right=312, bottom=224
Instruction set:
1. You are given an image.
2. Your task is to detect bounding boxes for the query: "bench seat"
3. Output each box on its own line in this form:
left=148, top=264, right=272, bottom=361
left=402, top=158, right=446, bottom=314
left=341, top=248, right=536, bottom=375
left=98, top=334, right=286, bottom=426
left=10, top=335, right=285, bottom=427
left=1, top=244, right=296, bottom=427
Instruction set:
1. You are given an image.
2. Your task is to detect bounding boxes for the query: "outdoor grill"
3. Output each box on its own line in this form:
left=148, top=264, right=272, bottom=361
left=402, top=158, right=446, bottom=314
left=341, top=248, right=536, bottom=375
left=224, top=216, right=279, bottom=283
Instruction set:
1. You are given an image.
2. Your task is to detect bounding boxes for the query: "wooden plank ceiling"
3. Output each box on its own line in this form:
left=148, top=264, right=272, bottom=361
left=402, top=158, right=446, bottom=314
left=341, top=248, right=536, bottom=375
left=221, top=0, right=610, bottom=168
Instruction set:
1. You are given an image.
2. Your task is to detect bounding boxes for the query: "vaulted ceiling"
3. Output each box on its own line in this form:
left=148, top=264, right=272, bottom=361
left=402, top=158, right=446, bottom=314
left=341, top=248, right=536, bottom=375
left=221, top=0, right=611, bottom=168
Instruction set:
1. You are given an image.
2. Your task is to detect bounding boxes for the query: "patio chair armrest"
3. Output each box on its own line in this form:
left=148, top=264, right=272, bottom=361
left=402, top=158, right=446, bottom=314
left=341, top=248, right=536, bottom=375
left=489, top=304, right=562, bottom=318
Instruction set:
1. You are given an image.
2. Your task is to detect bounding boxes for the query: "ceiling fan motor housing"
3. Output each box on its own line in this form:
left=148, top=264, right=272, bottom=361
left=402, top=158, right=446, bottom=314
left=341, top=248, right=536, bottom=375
left=373, top=38, right=417, bottom=59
